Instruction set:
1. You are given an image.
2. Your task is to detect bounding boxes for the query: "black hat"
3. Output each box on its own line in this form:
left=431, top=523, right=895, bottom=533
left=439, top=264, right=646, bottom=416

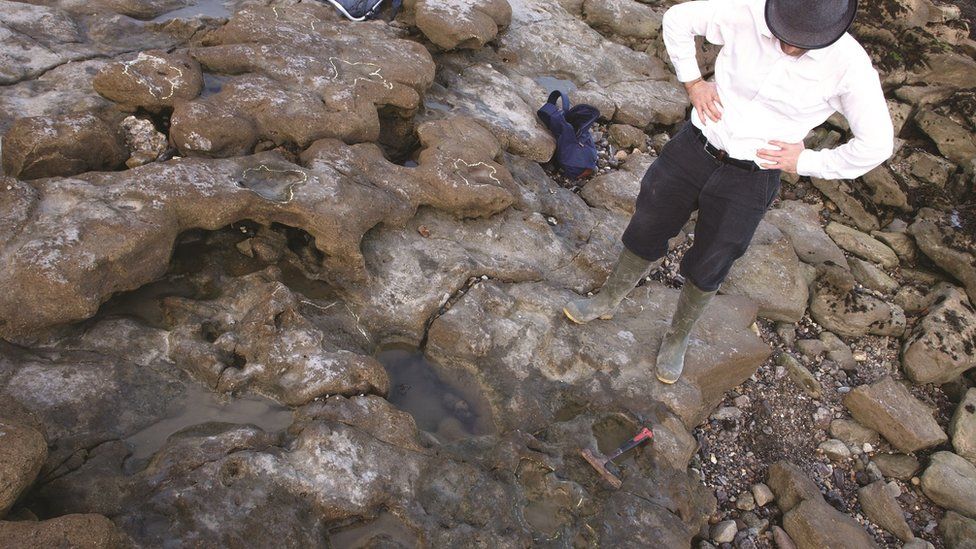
left=765, top=0, right=858, bottom=50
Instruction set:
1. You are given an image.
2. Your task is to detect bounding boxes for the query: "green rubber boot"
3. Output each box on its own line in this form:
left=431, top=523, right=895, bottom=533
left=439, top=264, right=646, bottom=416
left=563, top=247, right=654, bottom=324
left=655, top=280, right=716, bottom=384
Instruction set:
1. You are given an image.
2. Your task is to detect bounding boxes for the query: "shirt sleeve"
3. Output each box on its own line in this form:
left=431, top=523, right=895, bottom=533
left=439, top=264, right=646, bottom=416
left=662, top=1, right=738, bottom=83
left=796, top=61, right=894, bottom=180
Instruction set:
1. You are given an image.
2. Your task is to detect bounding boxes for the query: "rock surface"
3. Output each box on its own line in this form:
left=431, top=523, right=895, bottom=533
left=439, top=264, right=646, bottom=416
left=843, top=376, right=948, bottom=454
left=920, top=451, right=976, bottom=519
left=1, top=113, right=127, bottom=180
left=901, top=284, right=976, bottom=385
left=783, top=499, right=879, bottom=549
left=951, top=389, right=976, bottom=465
left=858, top=480, right=914, bottom=541
left=909, top=208, right=976, bottom=304
left=415, top=0, right=512, bottom=50
left=0, top=419, right=46, bottom=517
left=0, top=514, right=120, bottom=548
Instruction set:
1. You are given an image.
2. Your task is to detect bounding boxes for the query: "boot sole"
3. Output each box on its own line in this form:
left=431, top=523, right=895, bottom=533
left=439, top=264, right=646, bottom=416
left=656, top=373, right=679, bottom=385
left=563, top=308, right=614, bottom=324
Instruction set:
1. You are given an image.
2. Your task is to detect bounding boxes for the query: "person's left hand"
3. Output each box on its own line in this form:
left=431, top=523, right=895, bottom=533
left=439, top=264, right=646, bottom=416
left=756, top=140, right=804, bottom=173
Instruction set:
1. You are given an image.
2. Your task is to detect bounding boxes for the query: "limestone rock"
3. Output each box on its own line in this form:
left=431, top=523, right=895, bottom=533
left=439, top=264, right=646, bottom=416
left=830, top=419, right=880, bottom=447
left=819, top=439, right=851, bottom=462
left=902, top=284, right=976, bottom=385
left=582, top=0, right=665, bottom=40
left=581, top=152, right=653, bottom=215
left=763, top=201, right=848, bottom=267
left=909, top=208, right=976, bottom=305
left=858, top=480, right=913, bottom=542
left=825, top=222, right=898, bottom=268
left=872, top=453, right=920, bottom=481
left=843, top=376, right=948, bottom=454
left=767, top=461, right=822, bottom=513
left=722, top=221, right=809, bottom=323
left=608, top=124, right=646, bottom=151
left=915, top=109, right=976, bottom=170
left=415, top=0, right=512, bottom=50
left=777, top=352, right=822, bottom=399
left=0, top=420, right=47, bottom=517
left=861, top=165, right=910, bottom=211
left=0, top=514, right=120, bottom=548
left=941, top=511, right=976, bottom=549
left=813, top=180, right=879, bottom=232
left=847, top=257, right=898, bottom=293
left=0, top=2, right=90, bottom=85
left=907, top=150, right=955, bottom=187
left=783, top=499, right=878, bottom=549
left=1, top=113, right=127, bottom=179
left=93, top=51, right=203, bottom=111
left=120, top=115, right=169, bottom=168
left=752, top=483, right=774, bottom=507
left=920, top=451, right=976, bottom=519
left=809, top=263, right=906, bottom=338
left=951, top=389, right=976, bottom=465
left=871, top=230, right=917, bottom=263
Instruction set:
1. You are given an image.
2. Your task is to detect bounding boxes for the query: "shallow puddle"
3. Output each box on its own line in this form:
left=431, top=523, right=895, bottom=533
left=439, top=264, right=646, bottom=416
left=534, top=75, right=578, bottom=96
left=236, top=164, right=308, bottom=203
left=152, top=0, right=232, bottom=22
left=124, top=383, right=292, bottom=467
left=375, top=346, right=493, bottom=441
left=328, top=511, right=420, bottom=548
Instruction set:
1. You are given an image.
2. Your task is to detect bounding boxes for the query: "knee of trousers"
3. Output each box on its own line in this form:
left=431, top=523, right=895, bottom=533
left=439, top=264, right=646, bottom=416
left=679, top=242, right=752, bottom=292
left=621, top=225, right=670, bottom=262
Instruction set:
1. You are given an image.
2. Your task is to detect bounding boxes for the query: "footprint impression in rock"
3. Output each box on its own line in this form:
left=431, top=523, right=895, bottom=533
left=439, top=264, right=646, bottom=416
left=236, top=164, right=308, bottom=203
left=452, top=158, right=501, bottom=188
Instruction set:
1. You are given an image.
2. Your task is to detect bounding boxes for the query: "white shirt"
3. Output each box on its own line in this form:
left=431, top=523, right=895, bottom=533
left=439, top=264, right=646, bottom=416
left=662, top=0, right=894, bottom=179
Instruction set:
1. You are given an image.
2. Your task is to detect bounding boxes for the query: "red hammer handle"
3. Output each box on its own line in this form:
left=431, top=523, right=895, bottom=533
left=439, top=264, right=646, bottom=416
left=606, top=427, right=654, bottom=462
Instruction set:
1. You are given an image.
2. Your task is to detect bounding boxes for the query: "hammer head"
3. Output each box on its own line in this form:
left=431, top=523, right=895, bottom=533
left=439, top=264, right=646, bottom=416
left=580, top=448, right=622, bottom=489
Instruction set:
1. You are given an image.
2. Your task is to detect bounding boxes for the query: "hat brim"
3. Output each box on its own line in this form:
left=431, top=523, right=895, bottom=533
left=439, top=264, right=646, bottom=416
left=765, top=0, right=857, bottom=50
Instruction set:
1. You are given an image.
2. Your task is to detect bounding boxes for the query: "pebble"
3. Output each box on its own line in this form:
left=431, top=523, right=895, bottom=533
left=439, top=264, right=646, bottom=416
left=736, top=491, right=756, bottom=511
left=711, top=407, right=743, bottom=421
left=614, top=150, right=628, bottom=161
left=862, top=442, right=874, bottom=453
left=710, top=520, right=737, bottom=544
left=733, top=395, right=751, bottom=408
left=752, top=483, right=775, bottom=507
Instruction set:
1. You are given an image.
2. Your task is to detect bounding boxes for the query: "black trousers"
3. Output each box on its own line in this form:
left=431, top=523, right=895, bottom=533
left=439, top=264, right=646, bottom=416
left=621, top=122, right=781, bottom=292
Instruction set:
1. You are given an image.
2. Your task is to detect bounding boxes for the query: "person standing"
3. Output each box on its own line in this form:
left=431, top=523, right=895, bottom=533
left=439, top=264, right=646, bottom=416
left=563, top=0, right=893, bottom=384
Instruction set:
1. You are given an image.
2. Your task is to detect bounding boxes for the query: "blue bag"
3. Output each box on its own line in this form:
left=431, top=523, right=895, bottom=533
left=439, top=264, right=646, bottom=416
left=537, top=90, right=600, bottom=179
left=323, top=0, right=402, bottom=21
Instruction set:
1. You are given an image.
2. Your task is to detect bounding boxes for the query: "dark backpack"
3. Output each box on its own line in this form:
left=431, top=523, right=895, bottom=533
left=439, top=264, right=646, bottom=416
left=537, top=90, right=600, bottom=179
left=323, top=0, right=402, bottom=21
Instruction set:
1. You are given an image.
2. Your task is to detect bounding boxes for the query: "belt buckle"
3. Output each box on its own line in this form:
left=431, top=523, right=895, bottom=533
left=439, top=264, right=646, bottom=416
left=703, top=141, right=727, bottom=162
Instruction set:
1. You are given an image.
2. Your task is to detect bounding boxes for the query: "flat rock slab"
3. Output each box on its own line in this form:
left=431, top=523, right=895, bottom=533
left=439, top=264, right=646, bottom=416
left=0, top=420, right=46, bottom=517
left=1, top=113, right=127, bottom=180
left=767, top=460, right=823, bottom=513
left=415, top=0, right=512, bottom=50
left=783, top=499, right=878, bottom=549
left=765, top=200, right=847, bottom=267
left=921, top=451, right=976, bottom=520
left=858, top=480, right=913, bottom=542
left=93, top=51, right=203, bottom=111
left=427, top=280, right=770, bottom=430
left=909, top=208, right=976, bottom=305
left=843, top=376, right=948, bottom=454
left=902, top=283, right=976, bottom=385
left=809, top=264, right=906, bottom=338
left=825, top=222, right=898, bottom=269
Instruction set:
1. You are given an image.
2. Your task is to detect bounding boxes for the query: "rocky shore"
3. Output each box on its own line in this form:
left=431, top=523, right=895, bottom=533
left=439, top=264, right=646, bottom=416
left=0, top=0, right=974, bottom=547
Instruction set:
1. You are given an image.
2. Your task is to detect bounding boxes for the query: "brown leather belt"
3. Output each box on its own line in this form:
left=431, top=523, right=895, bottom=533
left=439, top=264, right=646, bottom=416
left=689, top=124, right=763, bottom=172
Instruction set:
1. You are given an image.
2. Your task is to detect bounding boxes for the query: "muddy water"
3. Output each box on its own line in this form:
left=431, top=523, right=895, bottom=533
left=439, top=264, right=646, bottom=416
left=152, top=0, right=232, bottom=22
left=124, top=383, right=292, bottom=465
left=376, top=346, right=494, bottom=441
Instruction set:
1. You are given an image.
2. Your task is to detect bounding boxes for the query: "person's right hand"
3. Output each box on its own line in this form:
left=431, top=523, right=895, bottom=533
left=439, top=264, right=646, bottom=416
left=684, top=79, right=723, bottom=124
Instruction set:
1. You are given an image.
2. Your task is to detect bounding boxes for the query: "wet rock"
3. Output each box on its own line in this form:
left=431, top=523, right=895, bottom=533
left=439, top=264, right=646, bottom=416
left=941, top=511, right=976, bottom=549
left=914, top=109, right=976, bottom=170
left=582, top=0, right=665, bottom=40
left=93, top=51, right=203, bottom=111
left=0, top=514, right=121, bottom=548
left=902, top=284, right=976, bottom=385
left=861, top=165, right=910, bottom=211
left=872, top=453, right=920, bottom=481
left=819, top=439, right=851, bottom=462
left=809, top=263, right=906, bottom=338
left=581, top=152, right=653, bottom=214
left=164, top=268, right=390, bottom=405
left=767, top=461, right=822, bottom=513
left=812, top=180, right=879, bottom=232
left=920, top=451, right=976, bottom=519
left=722, top=221, right=809, bottom=323
left=847, top=257, right=898, bottom=293
left=1, top=113, right=127, bottom=179
left=858, top=480, right=913, bottom=542
left=427, top=280, right=769, bottom=430
left=908, top=208, right=976, bottom=304
left=825, top=222, right=898, bottom=269
left=608, top=124, right=646, bottom=151
left=777, top=352, right=822, bottom=399
left=829, top=419, right=880, bottom=448
left=783, top=499, right=878, bottom=549
left=765, top=201, right=848, bottom=267
left=843, top=376, right=948, bottom=454
left=414, top=0, right=512, bottom=50
left=951, top=389, right=976, bottom=465
left=0, top=419, right=46, bottom=517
